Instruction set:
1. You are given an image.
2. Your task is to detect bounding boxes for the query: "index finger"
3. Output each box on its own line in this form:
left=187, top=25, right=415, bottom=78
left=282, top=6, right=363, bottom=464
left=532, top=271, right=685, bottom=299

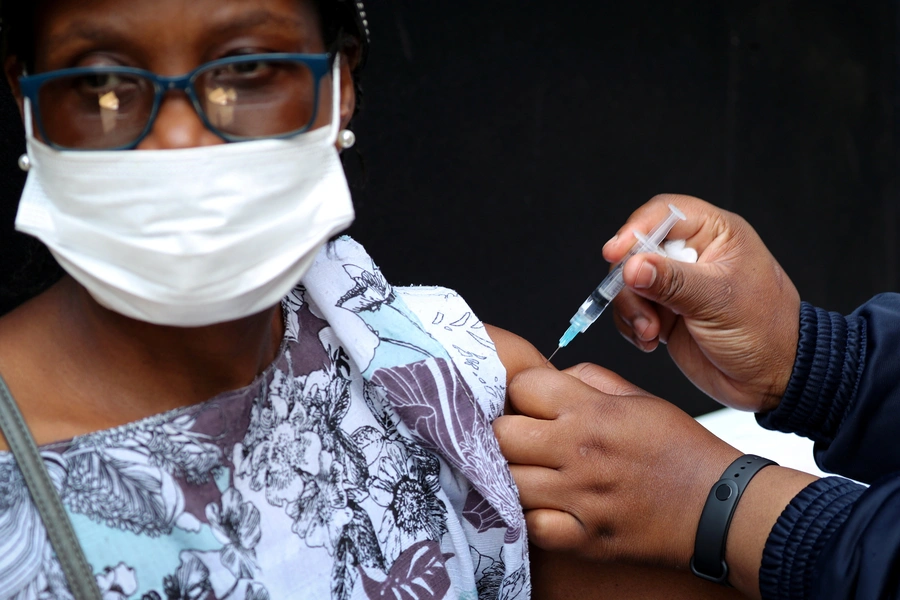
left=493, top=415, right=565, bottom=468
left=563, top=362, right=646, bottom=397
left=601, top=194, right=735, bottom=264
left=506, top=367, right=583, bottom=420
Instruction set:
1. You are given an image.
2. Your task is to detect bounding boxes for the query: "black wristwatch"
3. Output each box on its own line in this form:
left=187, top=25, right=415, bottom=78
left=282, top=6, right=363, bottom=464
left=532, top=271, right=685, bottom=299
left=690, top=454, right=777, bottom=585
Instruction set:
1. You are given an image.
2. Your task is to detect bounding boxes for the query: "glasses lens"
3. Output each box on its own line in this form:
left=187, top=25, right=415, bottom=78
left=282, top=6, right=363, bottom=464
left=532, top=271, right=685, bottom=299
left=194, top=58, right=318, bottom=138
left=37, top=70, right=155, bottom=149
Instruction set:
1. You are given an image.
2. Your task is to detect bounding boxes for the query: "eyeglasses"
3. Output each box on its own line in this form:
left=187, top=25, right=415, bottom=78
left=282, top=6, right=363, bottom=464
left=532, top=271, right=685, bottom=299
left=19, top=53, right=333, bottom=150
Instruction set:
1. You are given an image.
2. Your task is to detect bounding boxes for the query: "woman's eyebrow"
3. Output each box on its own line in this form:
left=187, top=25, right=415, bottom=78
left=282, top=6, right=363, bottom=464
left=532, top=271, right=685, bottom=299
left=210, top=9, right=312, bottom=39
left=42, top=10, right=313, bottom=56
left=43, top=21, right=133, bottom=53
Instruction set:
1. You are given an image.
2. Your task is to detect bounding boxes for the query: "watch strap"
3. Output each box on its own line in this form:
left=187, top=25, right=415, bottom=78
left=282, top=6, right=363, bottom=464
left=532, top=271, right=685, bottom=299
left=690, top=454, right=777, bottom=584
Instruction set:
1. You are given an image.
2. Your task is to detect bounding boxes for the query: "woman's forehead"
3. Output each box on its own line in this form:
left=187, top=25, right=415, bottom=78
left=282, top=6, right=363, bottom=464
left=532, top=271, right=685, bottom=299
left=35, top=0, right=324, bottom=65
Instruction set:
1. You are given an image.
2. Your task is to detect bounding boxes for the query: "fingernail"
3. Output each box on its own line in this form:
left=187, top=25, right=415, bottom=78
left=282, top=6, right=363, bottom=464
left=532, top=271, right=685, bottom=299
left=634, top=316, right=652, bottom=341
left=603, top=234, right=618, bottom=249
left=634, top=261, right=657, bottom=289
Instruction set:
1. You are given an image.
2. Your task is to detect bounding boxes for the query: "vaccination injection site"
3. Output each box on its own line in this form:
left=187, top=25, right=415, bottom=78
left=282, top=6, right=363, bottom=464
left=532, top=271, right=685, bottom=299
left=0, top=2, right=898, bottom=599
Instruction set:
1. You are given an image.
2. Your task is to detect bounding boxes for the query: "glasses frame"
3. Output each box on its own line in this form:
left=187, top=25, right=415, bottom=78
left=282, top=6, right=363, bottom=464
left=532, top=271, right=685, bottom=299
left=19, top=52, right=333, bottom=151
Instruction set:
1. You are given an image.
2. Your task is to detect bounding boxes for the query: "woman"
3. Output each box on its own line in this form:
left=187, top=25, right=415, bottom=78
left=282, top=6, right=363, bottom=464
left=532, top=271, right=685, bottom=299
left=0, top=1, right=738, bottom=598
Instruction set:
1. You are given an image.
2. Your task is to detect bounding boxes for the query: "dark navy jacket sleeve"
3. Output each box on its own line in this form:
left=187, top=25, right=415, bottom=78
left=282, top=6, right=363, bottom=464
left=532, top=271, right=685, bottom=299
left=754, top=294, right=900, bottom=599
left=758, top=294, right=900, bottom=481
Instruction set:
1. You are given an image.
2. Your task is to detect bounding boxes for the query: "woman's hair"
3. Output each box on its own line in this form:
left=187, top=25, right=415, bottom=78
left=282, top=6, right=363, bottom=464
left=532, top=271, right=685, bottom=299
left=0, top=0, right=367, bottom=312
left=0, top=2, right=32, bottom=69
left=1, top=0, right=366, bottom=90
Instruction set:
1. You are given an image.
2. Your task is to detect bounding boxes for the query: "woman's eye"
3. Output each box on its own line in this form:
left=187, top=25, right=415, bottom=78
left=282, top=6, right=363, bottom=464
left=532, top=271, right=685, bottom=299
left=203, top=60, right=279, bottom=90
left=223, top=61, right=273, bottom=77
left=78, top=72, right=124, bottom=93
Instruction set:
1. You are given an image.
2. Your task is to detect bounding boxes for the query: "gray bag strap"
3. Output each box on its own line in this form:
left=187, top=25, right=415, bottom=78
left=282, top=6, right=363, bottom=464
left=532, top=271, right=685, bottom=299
left=0, top=375, right=101, bottom=600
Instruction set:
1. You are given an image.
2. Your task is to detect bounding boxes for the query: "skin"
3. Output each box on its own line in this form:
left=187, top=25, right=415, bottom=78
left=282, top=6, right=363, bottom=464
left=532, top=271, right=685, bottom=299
left=495, top=194, right=819, bottom=599
left=0, top=3, right=752, bottom=596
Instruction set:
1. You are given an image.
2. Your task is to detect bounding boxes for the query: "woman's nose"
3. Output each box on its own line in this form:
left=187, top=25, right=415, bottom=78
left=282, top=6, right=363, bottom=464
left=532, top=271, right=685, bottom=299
left=136, top=91, right=224, bottom=150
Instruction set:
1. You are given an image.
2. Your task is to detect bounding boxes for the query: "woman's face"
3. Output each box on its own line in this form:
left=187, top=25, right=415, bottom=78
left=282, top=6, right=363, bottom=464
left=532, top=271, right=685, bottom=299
left=8, top=0, right=355, bottom=150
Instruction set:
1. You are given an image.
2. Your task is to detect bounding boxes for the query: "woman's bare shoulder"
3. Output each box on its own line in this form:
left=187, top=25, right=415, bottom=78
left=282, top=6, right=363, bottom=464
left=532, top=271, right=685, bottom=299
left=0, top=285, right=61, bottom=366
left=0, top=286, right=77, bottom=450
left=0, top=299, right=45, bottom=368
left=530, top=545, right=743, bottom=599
left=483, top=324, right=550, bottom=385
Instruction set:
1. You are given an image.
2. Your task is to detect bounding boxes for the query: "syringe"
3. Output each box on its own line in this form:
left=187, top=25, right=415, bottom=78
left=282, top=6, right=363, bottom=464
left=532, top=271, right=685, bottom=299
left=547, top=204, right=686, bottom=362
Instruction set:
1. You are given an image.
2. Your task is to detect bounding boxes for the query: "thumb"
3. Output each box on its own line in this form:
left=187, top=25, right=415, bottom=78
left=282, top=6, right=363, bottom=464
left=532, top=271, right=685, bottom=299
left=621, top=252, right=726, bottom=318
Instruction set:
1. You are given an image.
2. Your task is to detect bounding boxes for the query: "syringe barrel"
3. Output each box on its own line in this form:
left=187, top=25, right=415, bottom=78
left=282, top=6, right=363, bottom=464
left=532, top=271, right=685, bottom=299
left=580, top=288, right=612, bottom=320
left=570, top=288, right=612, bottom=333
left=594, top=232, right=660, bottom=301
left=559, top=204, right=686, bottom=346
left=595, top=262, right=626, bottom=301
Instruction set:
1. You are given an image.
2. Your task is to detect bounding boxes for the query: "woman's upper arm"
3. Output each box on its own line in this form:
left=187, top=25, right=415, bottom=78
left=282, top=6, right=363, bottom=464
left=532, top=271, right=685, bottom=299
left=484, top=324, right=551, bottom=386
left=530, top=546, right=743, bottom=600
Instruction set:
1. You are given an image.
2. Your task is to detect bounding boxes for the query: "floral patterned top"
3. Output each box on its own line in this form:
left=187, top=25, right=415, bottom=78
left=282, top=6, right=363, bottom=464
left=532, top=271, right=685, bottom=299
left=0, top=238, right=529, bottom=600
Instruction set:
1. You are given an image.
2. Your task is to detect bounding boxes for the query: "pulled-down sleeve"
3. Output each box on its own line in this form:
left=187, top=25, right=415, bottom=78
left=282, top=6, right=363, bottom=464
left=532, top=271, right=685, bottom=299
left=755, top=294, right=900, bottom=598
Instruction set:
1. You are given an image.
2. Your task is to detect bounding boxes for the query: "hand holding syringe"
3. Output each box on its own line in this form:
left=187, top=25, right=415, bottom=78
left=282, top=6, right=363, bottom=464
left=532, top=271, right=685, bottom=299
left=547, top=204, right=686, bottom=362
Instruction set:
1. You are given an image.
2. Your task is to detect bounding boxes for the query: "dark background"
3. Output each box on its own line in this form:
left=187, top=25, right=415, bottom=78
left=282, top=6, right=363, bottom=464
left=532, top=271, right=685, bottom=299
left=2, top=1, right=897, bottom=417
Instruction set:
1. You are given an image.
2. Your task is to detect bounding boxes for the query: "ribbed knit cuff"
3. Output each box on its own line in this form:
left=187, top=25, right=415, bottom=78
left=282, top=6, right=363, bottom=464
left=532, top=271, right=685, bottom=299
left=756, top=302, right=865, bottom=443
left=759, top=477, right=864, bottom=600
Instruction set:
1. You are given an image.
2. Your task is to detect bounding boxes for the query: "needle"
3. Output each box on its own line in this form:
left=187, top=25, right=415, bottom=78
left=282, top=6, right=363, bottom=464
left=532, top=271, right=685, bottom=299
left=545, top=346, right=561, bottom=365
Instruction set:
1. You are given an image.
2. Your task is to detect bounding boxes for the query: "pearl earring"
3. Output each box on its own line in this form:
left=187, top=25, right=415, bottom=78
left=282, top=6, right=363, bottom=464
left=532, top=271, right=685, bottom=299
left=18, top=154, right=31, bottom=172
left=337, top=129, right=356, bottom=150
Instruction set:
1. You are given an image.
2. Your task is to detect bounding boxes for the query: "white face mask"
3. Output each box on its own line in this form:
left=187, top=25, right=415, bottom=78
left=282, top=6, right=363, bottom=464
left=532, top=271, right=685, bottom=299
left=15, top=57, right=355, bottom=327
